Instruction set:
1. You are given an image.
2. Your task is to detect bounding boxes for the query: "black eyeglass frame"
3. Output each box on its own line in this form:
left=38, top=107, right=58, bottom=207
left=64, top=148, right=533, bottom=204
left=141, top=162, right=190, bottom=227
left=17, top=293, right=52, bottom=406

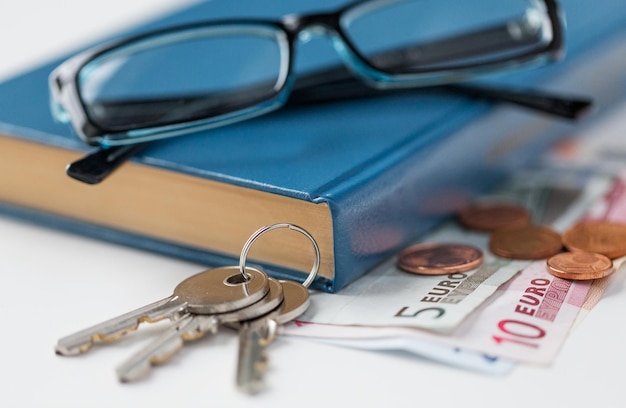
left=50, top=0, right=564, bottom=148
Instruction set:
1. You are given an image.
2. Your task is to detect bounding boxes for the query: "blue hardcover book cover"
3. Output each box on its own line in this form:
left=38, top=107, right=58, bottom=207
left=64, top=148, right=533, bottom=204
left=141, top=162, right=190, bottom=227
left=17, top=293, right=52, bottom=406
left=1, top=0, right=626, bottom=292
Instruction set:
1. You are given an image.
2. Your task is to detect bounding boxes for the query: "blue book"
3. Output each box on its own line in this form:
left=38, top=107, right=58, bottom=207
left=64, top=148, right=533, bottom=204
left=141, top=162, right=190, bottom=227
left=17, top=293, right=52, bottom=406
left=0, top=0, right=625, bottom=292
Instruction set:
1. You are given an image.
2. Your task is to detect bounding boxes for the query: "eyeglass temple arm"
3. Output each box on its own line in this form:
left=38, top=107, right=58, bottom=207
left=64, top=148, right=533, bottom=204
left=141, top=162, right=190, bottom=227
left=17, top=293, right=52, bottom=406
left=289, top=72, right=592, bottom=120
left=66, top=143, right=145, bottom=185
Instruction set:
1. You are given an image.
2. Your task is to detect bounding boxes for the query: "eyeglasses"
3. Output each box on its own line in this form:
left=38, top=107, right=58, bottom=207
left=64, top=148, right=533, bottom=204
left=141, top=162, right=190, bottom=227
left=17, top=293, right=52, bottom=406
left=51, top=0, right=564, bottom=145
left=50, top=0, right=580, bottom=183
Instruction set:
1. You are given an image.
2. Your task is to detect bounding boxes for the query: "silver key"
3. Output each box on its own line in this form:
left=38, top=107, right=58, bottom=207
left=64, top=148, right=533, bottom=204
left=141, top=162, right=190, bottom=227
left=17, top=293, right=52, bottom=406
left=235, top=279, right=311, bottom=394
left=55, top=266, right=269, bottom=356
left=116, top=277, right=285, bottom=382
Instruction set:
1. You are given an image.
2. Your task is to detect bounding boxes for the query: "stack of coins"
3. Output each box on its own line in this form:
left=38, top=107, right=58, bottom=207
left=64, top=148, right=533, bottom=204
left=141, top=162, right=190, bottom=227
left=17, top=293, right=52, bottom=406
left=397, top=200, right=626, bottom=281
left=457, top=201, right=562, bottom=260
left=457, top=202, right=626, bottom=281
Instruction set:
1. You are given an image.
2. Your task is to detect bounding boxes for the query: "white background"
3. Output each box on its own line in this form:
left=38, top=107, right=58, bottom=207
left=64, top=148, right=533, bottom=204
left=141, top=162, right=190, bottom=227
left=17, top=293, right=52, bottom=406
left=1, top=1, right=625, bottom=407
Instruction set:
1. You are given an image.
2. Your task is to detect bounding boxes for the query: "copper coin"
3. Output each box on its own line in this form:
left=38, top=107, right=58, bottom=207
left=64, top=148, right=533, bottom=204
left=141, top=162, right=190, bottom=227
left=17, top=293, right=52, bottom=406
left=457, top=202, right=531, bottom=232
left=562, top=220, right=626, bottom=259
left=489, top=225, right=562, bottom=260
left=546, top=251, right=614, bottom=280
left=397, top=242, right=483, bottom=275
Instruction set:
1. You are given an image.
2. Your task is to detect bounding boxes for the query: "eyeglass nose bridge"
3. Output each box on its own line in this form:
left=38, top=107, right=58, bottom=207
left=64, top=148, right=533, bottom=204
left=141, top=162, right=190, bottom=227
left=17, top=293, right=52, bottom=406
left=283, top=11, right=341, bottom=35
left=282, top=11, right=390, bottom=87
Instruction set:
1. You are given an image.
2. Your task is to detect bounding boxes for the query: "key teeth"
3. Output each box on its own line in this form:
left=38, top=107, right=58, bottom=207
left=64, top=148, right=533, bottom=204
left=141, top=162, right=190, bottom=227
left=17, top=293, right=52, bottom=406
left=115, top=315, right=208, bottom=383
left=55, top=341, right=94, bottom=356
left=54, top=297, right=187, bottom=359
left=55, top=328, right=136, bottom=357
left=116, top=342, right=184, bottom=383
left=236, top=324, right=272, bottom=395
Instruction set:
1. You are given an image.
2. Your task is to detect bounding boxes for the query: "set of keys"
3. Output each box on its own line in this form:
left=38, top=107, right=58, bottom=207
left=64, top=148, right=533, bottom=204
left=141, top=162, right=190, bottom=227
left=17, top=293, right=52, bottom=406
left=55, top=223, right=320, bottom=394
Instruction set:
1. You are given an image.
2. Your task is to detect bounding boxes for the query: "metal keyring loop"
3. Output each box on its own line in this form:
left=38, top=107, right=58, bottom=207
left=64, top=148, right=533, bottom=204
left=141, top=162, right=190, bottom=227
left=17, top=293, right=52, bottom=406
left=239, top=223, right=320, bottom=288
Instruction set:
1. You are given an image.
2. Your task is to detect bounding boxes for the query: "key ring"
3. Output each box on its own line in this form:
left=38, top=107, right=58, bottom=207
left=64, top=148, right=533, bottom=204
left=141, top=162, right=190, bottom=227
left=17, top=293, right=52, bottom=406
left=239, top=223, right=320, bottom=288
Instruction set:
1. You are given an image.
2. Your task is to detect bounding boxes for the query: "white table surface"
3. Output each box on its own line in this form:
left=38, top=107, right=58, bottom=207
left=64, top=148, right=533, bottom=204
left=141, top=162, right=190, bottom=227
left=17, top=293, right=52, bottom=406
left=1, top=2, right=625, bottom=407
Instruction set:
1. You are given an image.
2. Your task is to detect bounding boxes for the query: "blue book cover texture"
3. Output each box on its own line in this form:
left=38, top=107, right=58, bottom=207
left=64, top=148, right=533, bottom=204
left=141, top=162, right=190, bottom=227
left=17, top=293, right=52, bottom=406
left=1, top=0, right=626, bottom=291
